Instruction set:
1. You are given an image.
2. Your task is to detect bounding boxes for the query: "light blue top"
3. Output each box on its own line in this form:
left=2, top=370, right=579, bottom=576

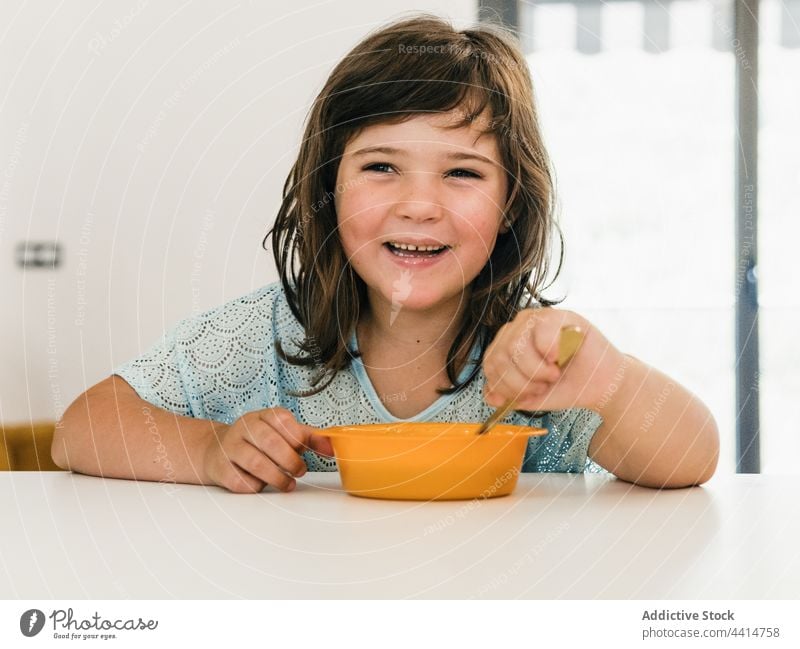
left=114, top=282, right=605, bottom=473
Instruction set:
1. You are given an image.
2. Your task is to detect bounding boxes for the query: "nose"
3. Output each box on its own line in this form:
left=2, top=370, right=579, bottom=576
left=393, top=171, right=444, bottom=223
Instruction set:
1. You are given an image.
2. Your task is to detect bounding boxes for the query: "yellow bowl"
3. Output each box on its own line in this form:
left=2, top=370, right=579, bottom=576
left=322, top=422, right=548, bottom=501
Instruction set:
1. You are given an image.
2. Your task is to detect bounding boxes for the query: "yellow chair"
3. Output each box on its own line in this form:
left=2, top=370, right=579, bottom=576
left=1, top=421, right=63, bottom=471
left=0, top=435, right=9, bottom=471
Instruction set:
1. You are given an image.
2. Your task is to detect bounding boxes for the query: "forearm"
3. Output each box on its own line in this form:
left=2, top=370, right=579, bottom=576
left=52, top=376, right=220, bottom=486
left=588, top=355, right=720, bottom=488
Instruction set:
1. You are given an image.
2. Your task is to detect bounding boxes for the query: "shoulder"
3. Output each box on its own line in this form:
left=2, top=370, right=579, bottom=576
left=175, top=281, right=303, bottom=347
left=181, top=281, right=294, bottom=326
left=195, top=281, right=288, bottom=320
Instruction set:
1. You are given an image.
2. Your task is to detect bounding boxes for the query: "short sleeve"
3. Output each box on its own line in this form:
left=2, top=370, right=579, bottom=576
left=114, top=319, right=198, bottom=417
left=112, top=284, right=287, bottom=424
left=521, top=408, right=604, bottom=473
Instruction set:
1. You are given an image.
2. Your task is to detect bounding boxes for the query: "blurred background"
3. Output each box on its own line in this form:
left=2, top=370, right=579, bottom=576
left=0, top=0, right=796, bottom=474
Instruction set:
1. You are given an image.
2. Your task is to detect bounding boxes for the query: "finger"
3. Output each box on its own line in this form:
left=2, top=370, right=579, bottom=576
left=485, top=338, right=558, bottom=396
left=259, top=409, right=312, bottom=451
left=485, top=361, right=551, bottom=407
left=485, top=378, right=553, bottom=413
left=483, top=351, right=520, bottom=403
left=516, top=382, right=564, bottom=410
left=218, top=462, right=266, bottom=494
left=509, top=338, right=561, bottom=384
left=531, top=310, right=572, bottom=364
left=308, top=433, right=334, bottom=457
left=235, top=443, right=297, bottom=493
left=232, top=413, right=307, bottom=476
left=485, top=321, right=513, bottom=359
left=247, top=428, right=308, bottom=477
left=486, top=380, right=550, bottom=402
left=258, top=408, right=304, bottom=442
left=253, top=411, right=333, bottom=462
left=484, top=315, right=555, bottom=388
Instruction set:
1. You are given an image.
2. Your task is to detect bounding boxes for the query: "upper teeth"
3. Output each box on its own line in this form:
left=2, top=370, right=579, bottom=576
left=389, top=242, right=446, bottom=251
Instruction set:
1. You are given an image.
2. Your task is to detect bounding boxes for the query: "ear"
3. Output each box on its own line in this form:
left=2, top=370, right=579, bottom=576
left=499, top=216, right=511, bottom=234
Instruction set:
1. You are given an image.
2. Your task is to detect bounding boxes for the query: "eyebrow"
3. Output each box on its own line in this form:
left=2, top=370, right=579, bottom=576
left=350, top=145, right=497, bottom=166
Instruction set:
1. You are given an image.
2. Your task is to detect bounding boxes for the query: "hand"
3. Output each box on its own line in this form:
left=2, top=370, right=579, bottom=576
left=202, top=408, right=334, bottom=493
left=482, top=308, right=625, bottom=412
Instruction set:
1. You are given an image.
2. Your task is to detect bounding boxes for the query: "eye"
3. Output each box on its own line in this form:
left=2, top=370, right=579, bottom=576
left=447, top=168, right=482, bottom=179
left=363, top=162, right=394, bottom=173
left=361, top=164, right=482, bottom=179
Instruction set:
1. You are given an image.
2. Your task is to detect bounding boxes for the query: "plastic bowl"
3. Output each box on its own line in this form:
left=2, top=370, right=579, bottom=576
left=322, top=422, right=548, bottom=501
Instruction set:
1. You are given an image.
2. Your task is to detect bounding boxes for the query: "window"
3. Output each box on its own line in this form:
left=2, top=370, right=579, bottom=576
left=480, top=0, right=798, bottom=473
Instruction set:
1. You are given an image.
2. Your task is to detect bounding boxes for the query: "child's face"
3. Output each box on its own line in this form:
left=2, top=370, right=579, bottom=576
left=334, top=109, right=509, bottom=317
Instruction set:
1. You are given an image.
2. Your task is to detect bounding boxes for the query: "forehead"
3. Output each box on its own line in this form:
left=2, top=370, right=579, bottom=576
left=343, top=109, right=500, bottom=158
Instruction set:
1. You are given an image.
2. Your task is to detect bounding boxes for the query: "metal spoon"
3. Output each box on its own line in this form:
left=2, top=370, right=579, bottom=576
left=476, top=324, right=585, bottom=434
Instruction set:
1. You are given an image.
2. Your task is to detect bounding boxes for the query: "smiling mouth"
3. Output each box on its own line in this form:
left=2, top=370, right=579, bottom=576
left=383, top=242, right=451, bottom=258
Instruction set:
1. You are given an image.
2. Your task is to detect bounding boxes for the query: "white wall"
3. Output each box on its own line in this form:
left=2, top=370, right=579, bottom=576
left=0, top=0, right=476, bottom=423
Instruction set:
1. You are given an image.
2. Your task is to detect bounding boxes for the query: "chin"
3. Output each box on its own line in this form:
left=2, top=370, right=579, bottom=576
left=381, top=287, right=461, bottom=314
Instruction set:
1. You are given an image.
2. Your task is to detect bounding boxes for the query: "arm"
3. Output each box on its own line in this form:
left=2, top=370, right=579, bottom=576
left=587, top=354, right=719, bottom=488
left=53, top=375, right=334, bottom=493
left=57, top=286, right=334, bottom=492
left=483, top=308, right=720, bottom=489
left=52, top=375, right=218, bottom=485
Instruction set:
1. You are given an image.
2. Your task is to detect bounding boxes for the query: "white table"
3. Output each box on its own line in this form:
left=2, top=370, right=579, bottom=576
left=1, top=471, right=798, bottom=599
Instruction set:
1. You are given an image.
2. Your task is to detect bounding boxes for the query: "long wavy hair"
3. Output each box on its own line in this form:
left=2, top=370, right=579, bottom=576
left=265, top=13, right=563, bottom=397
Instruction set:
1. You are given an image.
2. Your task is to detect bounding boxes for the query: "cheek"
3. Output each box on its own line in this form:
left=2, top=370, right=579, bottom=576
left=456, top=198, right=503, bottom=249
left=338, top=184, right=370, bottom=217
left=336, top=189, right=379, bottom=258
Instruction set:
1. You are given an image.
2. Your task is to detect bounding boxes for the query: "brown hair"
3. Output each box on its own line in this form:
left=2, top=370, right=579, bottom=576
left=265, top=12, right=563, bottom=397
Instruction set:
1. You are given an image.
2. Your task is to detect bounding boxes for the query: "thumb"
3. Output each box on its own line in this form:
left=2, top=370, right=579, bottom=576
left=295, top=423, right=333, bottom=457
left=308, top=433, right=334, bottom=457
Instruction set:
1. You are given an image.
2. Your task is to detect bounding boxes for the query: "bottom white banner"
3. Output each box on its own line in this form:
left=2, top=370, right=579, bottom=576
left=1, top=599, right=797, bottom=648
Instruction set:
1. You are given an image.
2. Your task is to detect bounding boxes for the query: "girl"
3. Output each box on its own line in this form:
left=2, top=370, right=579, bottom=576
left=53, top=14, right=719, bottom=493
